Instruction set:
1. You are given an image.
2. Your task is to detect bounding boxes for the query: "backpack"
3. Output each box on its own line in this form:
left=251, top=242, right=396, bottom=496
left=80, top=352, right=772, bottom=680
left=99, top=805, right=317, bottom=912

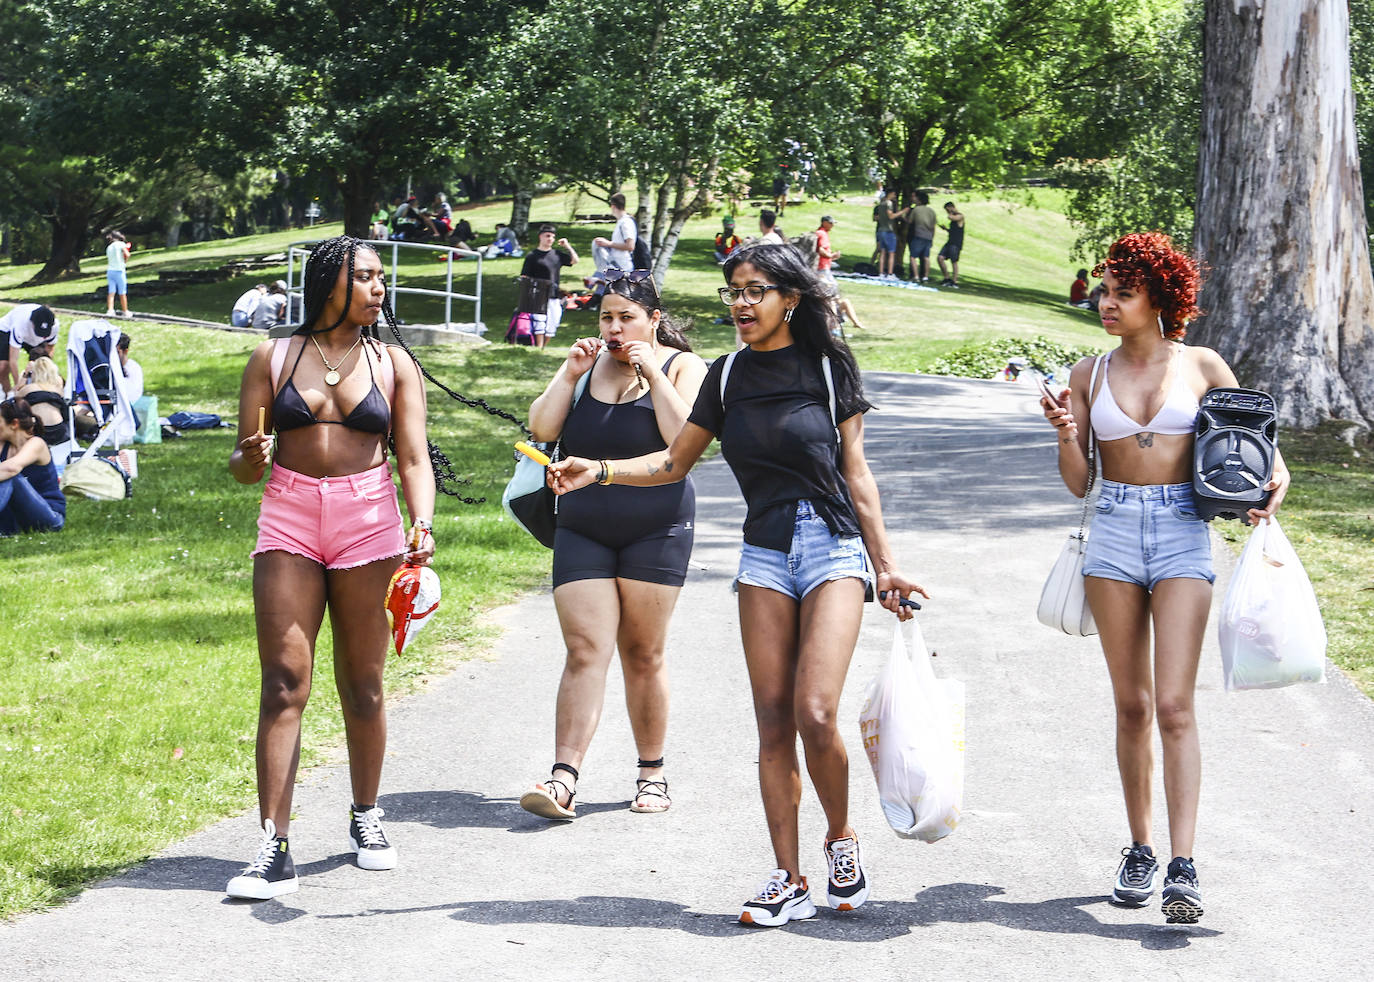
left=167, top=410, right=222, bottom=430
left=505, top=311, right=533, bottom=345
left=60, top=455, right=132, bottom=501
left=631, top=235, right=651, bottom=270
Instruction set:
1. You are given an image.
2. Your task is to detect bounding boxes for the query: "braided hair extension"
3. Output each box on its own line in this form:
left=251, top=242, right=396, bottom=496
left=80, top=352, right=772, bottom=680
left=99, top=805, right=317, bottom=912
left=296, top=235, right=531, bottom=502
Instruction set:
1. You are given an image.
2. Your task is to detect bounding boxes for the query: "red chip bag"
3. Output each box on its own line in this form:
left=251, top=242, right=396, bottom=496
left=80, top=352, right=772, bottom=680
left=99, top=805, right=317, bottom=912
left=384, top=564, right=441, bottom=656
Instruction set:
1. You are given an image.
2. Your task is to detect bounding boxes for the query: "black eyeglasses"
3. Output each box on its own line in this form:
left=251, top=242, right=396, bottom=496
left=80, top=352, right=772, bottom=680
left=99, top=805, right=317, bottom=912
left=718, top=284, right=782, bottom=306
left=597, top=267, right=659, bottom=296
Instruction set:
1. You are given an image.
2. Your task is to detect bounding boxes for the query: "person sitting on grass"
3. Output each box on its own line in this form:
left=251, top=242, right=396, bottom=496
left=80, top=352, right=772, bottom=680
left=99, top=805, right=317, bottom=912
left=715, top=216, right=742, bottom=263
left=0, top=398, right=65, bottom=535
left=1070, top=268, right=1094, bottom=308
left=232, top=284, right=268, bottom=328
left=16, top=357, right=69, bottom=449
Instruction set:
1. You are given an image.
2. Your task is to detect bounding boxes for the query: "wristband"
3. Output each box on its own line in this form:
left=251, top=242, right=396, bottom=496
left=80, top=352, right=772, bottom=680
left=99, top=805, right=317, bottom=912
left=413, top=518, right=433, bottom=532
left=598, top=460, right=615, bottom=485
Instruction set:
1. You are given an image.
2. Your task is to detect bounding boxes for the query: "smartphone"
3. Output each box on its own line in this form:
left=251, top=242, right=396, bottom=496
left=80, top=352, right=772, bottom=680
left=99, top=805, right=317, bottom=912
left=879, top=590, right=922, bottom=611
left=1035, top=375, right=1062, bottom=409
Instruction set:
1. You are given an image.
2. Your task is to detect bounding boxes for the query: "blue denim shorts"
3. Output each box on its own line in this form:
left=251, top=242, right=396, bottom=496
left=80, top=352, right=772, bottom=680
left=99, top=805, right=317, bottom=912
left=735, top=499, right=871, bottom=600
left=877, top=230, right=898, bottom=252
left=1082, top=481, right=1215, bottom=589
left=107, top=269, right=128, bottom=295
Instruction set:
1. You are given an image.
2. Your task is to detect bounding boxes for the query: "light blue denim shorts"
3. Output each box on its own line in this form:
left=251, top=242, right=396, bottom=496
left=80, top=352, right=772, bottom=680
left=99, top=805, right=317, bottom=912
left=107, top=269, right=128, bottom=295
left=735, top=499, right=871, bottom=600
left=1082, top=481, right=1215, bottom=590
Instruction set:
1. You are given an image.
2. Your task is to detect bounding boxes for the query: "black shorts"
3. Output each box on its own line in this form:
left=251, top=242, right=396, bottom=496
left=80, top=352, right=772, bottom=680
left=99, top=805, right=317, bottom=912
left=0, top=330, right=10, bottom=357
left=552, top=520, right=694, bottom=588
left=939, top=242, right=962, bottom=262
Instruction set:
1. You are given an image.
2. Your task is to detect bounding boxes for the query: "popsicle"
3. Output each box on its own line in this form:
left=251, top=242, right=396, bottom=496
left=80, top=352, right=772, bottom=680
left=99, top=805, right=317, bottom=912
left=514, top=441, right=551, bottom=466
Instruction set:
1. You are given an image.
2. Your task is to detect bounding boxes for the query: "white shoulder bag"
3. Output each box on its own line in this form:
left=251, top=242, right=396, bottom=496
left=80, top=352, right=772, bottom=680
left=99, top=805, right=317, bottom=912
left=1037, top=354, right=1105, bottom=636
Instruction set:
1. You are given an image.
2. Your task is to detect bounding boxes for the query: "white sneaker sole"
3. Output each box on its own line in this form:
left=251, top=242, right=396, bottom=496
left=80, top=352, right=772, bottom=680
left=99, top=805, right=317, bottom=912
left=349, top=836, right=398, bottom=871
left=828, top=880, right=870, bottom=911
left=739, top=895, right=817, bottom=927
left=225, top=874, right=299, bottom=900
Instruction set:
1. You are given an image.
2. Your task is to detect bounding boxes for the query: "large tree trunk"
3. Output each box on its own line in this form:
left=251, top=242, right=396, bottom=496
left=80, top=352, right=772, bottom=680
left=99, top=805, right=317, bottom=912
left=1193, top=0, right=1374, bottom=429
left=27, top=193, right=95, bottom=284
left=340, top=166, right=374, bottom=239
left=508, top=184, right=533, bottom=240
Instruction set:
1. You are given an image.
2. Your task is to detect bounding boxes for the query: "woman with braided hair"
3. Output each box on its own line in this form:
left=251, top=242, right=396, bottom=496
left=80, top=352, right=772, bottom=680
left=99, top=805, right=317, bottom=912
left=1040, top=232, right=1290, bottom=923
left=225, top=235, right=436, bottom=899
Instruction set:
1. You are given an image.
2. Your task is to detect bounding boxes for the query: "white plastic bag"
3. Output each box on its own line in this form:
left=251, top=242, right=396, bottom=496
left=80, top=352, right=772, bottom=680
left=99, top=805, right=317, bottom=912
left=1218, top=517, right=1327, bottom=690
left=857, top=620, right=965, bottom=842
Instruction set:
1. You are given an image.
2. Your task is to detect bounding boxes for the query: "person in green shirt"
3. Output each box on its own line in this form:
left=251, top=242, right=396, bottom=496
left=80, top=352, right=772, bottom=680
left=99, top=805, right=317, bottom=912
left=369, top=201, right=391, bottom=240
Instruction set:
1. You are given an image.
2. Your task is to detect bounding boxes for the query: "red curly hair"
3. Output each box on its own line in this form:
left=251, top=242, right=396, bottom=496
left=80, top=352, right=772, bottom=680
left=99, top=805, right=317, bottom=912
left=1091, top=232, right=1202, bottom=340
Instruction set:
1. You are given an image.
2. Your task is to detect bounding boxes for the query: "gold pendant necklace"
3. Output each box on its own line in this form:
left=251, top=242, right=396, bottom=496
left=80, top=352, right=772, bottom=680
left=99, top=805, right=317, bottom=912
left=311, top=334, right=363, bottom=386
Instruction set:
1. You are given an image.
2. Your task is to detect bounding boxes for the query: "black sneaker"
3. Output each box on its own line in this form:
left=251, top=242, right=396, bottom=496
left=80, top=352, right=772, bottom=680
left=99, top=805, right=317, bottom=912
left=225, top=819, right=298, bottom=899
left=1110, top=842, right=1159, bottom=906
left=1162, top=857, right=1204, bottom=923
left=738, top=869, right=817, bottom=927
left=823, top=834, right=870, bottom=910
left=348, top=805, right=398, bottom=870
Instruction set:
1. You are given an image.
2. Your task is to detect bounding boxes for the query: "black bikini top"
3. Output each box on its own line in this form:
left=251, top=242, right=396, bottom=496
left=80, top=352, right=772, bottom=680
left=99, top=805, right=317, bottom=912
left=270, top=336, right=392, bottom=434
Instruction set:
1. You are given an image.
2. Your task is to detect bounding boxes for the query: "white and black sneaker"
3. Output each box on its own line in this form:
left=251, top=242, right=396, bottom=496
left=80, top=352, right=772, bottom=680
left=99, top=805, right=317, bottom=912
left=1111, top=842, right=1159, bottom=907
left=348, top=805, right=398, bottom=871
left=823, top=834, right=870, bottom=911
left=738, top=869, right=817, bottom=927
left=1162, top=857, right=1204, bottom=924
left=226, top=819, right=298, bottom=899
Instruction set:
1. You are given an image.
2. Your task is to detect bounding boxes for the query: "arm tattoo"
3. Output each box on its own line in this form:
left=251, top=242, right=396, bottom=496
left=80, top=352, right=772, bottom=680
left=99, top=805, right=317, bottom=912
left=664, top=458, right=675, bottom=473
left=646, top=461, right=660, bottom=476
left=1135, top=431, right=1154, bottom=448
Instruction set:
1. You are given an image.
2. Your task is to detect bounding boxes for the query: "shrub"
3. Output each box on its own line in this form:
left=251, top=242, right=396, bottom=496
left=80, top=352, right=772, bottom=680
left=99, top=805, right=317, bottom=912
left=925, top=336, right=1100, bottom=381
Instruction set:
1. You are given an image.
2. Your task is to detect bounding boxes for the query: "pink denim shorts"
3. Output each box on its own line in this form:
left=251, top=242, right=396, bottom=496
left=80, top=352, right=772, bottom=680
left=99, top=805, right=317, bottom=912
left=252, top=461, right=405, bottom=569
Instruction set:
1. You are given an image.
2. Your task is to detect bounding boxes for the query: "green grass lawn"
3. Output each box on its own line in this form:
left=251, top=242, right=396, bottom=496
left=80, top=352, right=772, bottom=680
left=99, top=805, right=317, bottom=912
left=1, top=188, right=1370, bottom=917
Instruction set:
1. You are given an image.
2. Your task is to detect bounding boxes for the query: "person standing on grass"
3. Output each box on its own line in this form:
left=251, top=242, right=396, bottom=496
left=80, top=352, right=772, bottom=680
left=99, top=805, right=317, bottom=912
left=225, top=235, right=436, bottom=900
left=520, top=223, right=579, bottom=349
left=104, top=231, right=132, bottom=318
left=936, top=201, right=965, bottom=287
left=872, top=189, right=899, bottom=279
left=591, top=193, right=637, bottom=272
left=815, top=216, right=867, bottom=331
left=547, top=243, right=925, bottom=927
left=519, top=269, right=706, bottom=823
left=906, top=192, right=938, bottom=284
left=1039, top=231, right=1290, bottom=924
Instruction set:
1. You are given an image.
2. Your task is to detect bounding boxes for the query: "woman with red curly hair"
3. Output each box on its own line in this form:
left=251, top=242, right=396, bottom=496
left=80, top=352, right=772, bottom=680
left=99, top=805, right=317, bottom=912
left=1041, top=232, right=1289, bottom=925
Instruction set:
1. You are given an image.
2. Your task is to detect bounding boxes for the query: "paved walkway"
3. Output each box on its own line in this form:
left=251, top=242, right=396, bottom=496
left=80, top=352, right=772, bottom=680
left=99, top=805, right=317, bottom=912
left=3, top=373, right=1372, bottom=980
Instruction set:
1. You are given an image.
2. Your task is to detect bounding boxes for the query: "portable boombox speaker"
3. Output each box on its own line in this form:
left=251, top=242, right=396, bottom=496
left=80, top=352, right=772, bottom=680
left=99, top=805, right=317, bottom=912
left=1192, top=387, right=1278, bottom=524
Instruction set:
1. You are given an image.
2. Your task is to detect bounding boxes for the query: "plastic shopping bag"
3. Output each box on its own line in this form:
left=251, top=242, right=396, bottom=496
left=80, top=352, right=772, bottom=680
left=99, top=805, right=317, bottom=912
left=1218, top=518, right=1326, bottom=691
left=857, top=620, right=965, bottom=842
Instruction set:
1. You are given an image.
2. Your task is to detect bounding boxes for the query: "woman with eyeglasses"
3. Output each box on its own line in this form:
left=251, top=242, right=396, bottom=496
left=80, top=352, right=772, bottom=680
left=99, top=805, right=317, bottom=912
left=519, top=268, right=707, bottom=821
left=547, top=244, right=925, bottom=926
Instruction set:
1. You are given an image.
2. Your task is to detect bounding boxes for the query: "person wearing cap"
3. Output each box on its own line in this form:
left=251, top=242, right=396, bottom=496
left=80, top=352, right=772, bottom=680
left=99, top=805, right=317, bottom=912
left=815, top=217, right=868, bottom=332
left=714, top=217, right=742, bottom=264
left=519, top=224, right=580, bottom=348
left=252, top=281, right=289, bottom=331
left=232, top=284, right=269, bottom=328
left=1, top=304, right=59, bottom=395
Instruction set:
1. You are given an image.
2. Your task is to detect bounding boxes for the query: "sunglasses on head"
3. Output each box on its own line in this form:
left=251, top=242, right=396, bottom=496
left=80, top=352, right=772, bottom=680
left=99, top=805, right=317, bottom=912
left=597, top=267, right=659, bottom=296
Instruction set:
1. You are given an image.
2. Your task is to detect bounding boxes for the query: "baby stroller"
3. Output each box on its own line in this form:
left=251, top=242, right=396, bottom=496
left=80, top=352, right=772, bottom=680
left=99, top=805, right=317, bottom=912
left=62, top=319, right=137, bottom=463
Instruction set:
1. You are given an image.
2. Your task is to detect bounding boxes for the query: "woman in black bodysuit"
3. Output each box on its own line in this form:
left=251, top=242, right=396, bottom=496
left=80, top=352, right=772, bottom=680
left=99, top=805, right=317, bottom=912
left=548, top=244, right=925, bottom=926
left=225, top=236, right=435, bottom=899
left=518, top=270, right=706, bottom=821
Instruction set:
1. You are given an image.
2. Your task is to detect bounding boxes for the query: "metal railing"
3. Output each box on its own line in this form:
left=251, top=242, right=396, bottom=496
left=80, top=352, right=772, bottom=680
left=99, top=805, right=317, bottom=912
left=285, top=238, right=485, bottom=332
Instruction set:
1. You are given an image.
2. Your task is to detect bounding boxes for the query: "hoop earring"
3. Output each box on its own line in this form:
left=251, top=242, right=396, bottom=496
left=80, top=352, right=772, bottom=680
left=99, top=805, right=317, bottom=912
left=784, top=306, right=795, bottom=323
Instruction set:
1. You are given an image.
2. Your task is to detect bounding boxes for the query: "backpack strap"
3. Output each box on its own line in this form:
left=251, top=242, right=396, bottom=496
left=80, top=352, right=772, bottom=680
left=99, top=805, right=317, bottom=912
left=820, top=355, right=839, bottom=444
left=269, top=337, right=290, bottom=392
left=718, top=349, right=740, bottom=411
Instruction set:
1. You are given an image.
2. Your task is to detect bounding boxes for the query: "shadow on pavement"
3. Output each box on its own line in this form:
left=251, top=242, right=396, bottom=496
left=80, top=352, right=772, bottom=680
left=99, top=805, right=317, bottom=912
left=380, top=789, right=630, bottom=834
left=307, top=883, right=1220, bottom=947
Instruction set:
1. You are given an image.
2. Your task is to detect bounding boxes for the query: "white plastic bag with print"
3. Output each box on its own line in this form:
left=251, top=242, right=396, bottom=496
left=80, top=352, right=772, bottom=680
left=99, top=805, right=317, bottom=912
left=1218, top=517, right=1327, bottom=691
left=858, top=620, right=965, bottom=842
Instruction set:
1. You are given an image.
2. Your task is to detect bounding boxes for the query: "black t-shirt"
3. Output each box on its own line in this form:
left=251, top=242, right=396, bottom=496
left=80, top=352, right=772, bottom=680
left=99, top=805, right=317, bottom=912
left=687, top=345, right=872, bottom=552
left=520, top=248, right=574, bottom=290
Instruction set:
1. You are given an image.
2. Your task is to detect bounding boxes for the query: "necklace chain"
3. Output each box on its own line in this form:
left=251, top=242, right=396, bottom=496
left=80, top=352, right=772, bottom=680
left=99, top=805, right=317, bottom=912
left=311, top=334, right=363, bottom=385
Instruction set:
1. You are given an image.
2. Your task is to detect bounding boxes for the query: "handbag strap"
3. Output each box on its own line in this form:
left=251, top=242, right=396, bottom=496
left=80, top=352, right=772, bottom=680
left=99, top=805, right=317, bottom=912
left=1076, top=354, right=1106, bottom=539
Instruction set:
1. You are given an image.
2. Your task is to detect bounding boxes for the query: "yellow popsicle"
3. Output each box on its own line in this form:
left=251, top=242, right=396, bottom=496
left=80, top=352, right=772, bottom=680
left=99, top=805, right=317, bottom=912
left=515, top=441, right=551, bottom=466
